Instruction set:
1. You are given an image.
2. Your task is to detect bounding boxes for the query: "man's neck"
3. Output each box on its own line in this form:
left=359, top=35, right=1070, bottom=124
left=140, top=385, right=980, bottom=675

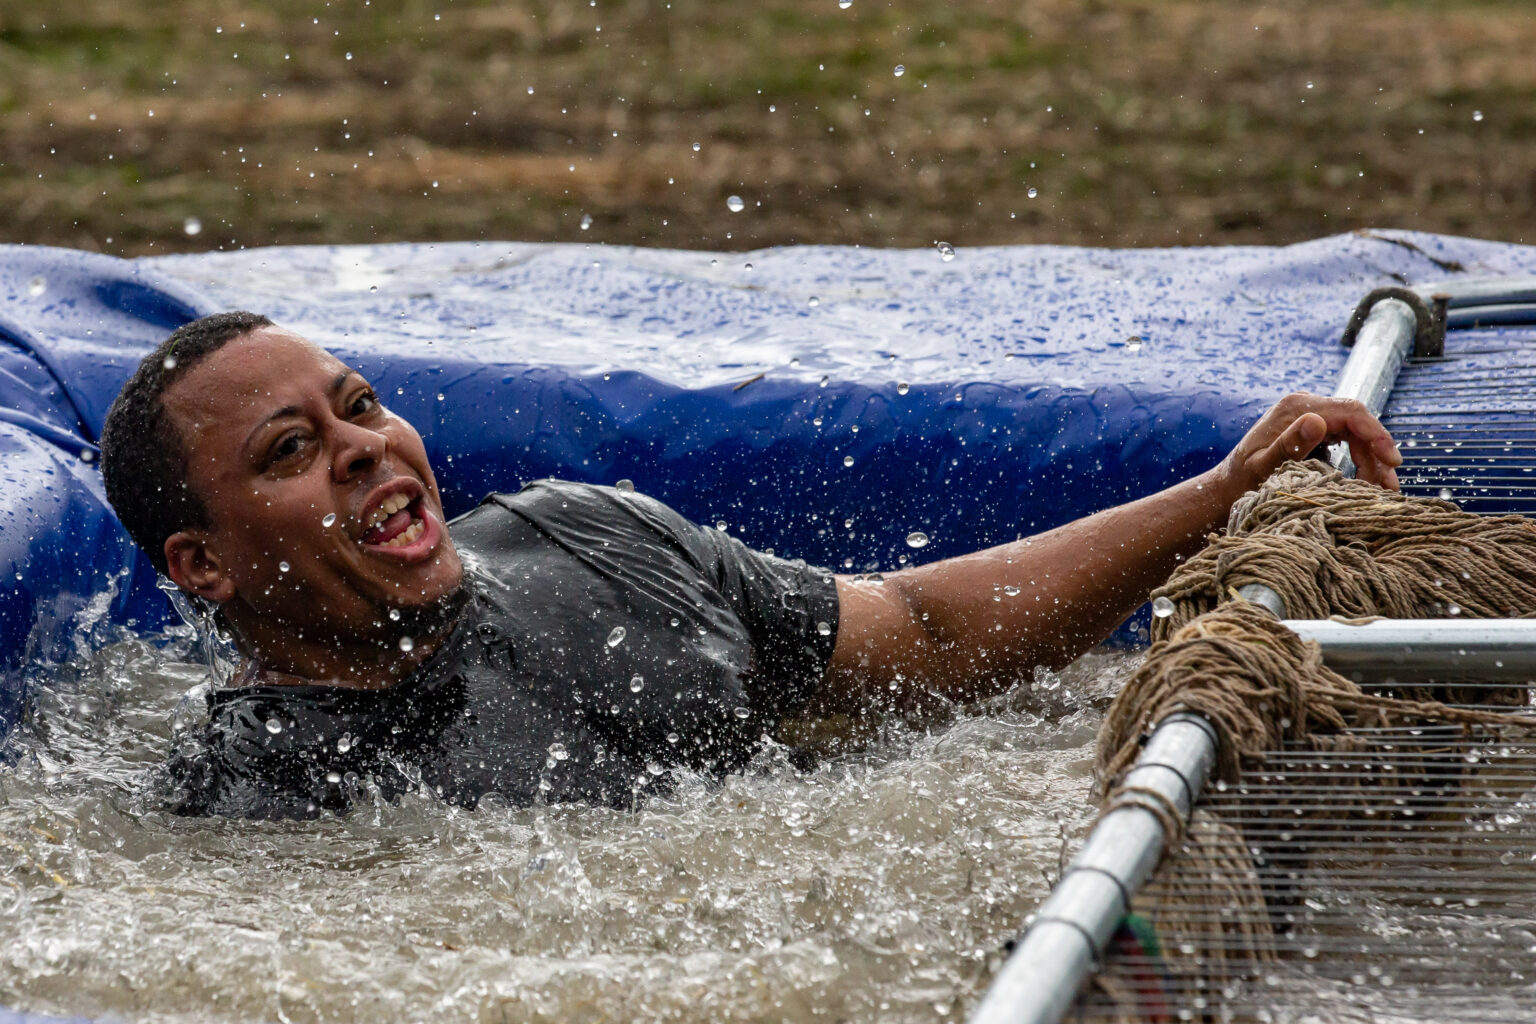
left=225, top=587, right=469, bottom=689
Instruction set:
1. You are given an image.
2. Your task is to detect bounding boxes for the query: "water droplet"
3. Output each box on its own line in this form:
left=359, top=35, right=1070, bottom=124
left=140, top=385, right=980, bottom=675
left=1473, top=110, right=1484, bottom=122
left=265, top=718, right=283, bottom=735
left=893, top=64, right=905, bottom=77
left=733, top=706, right=751, bottom=719
left=322, top=513, right=337, bottom=527
left=843, top=455, right=855, bottom=467
left=666, top=731, right=680, bottom=744
left=1152, top=595, right=1175, bottom=618
left=935, top=240, right=956, bottom=261
left=26, top=276, right=46, bottom=298
left=647, top=761, right=667, bottom=775
left=580, top=213, right=593, bottom=230
left=325, top=770, right=343, bottom=784
left=629, top=675, right=645, bottom=692
left=715, top=520, right=728, bottom=531
left=398, top=635, right=415, bottom=652
left=726, top=195, right=745, bottom=213
left=1003, top=585, right=1021, bottom=596
left=337, top=734, right=353, bottom=753
left=162, top=355, right=178, bottom=370
left=807, top=296, right=820, bottom=307
left=388, top=608, right=401, bottom=621
left=816, top=620, right=832, bottom=636
left=839, top=0, right=852, bottom=7
left=905, top=531, right=930, bottom=549
left=1125, top=335, right=1144, bottom=353
left=278, top=560, right=291, bottom=573
left=1438, top=488, right=1453, bottom=501
left=691, top=141, right=701, bottom=152
left=1306, top=81, right=1314, bottom=90
left=1026, top=186, right=1039, bottom=199
left=897, top=381, right=910, bottom=395
left=606, top=626, right=627, bottom=648
left=183, top=217, right=202, bottom=236
left=614, top=478, right=635, bottom=492
left=548, top=742, right=569, bottom=761
left=1448, top=603, right=1462, bottom=616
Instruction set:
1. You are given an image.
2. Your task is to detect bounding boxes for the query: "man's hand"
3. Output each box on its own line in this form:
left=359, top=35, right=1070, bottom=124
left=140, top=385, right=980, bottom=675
left=1218, top=392, right=1402, bottom=497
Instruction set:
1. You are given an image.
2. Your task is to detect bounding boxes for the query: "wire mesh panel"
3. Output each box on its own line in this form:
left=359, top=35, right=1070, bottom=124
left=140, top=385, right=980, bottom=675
left=1384, top=330, right=1536, bottom=518
left=1072, top=325, right=1536, bottom=1023
left=1077, top=706, right=1536, bottom=1023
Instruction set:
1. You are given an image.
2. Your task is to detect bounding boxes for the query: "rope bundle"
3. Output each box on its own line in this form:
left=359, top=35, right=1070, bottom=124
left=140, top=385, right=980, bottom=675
left=1148, top=460, right=1536, bottom=635
left=1087, top=460, right=1536, bottom=997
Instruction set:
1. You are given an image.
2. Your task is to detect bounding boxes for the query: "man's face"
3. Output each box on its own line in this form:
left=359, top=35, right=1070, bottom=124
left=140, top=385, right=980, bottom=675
left=161, top=326, right=463, bottom=644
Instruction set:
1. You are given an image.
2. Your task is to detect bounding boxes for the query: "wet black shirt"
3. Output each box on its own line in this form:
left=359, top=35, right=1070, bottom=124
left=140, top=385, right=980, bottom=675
left=166, top=481, right=840, bottom=819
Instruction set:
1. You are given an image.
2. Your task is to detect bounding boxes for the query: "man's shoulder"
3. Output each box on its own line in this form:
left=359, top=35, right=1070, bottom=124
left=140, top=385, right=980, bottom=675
left=456, top=478, right=619, bottom=524
left=455, top=478, right=687, bottom=545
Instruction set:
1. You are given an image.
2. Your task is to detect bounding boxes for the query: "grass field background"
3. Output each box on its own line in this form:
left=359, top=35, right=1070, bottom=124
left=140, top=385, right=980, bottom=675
left=1, top=0, right=1531, bottom=256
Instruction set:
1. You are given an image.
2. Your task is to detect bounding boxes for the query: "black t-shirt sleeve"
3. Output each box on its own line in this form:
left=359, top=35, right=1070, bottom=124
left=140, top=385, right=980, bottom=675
left=507, top=480, right=841, bottom=723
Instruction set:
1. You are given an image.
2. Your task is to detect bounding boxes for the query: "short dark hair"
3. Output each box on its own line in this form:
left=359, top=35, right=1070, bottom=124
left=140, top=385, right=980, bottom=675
left=100, top=311, right=274, bottom=576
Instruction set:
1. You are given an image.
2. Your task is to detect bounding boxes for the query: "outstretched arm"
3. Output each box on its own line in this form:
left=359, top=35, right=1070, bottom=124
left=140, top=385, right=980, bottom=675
left=818, top=393, right=1401, bottom=713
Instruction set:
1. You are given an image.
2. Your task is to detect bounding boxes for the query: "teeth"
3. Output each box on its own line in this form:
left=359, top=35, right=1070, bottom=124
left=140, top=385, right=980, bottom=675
left=364, top=492, right=413, bottom=529
left=379, top=518, right=425, bottom=549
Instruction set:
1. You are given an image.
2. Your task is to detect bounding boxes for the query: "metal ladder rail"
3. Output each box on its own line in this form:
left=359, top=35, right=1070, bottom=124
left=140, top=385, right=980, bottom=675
left=969, top=277, right=1536, bottom=1024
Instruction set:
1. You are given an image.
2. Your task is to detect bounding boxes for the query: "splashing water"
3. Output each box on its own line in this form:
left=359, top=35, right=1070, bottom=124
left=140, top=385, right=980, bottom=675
left=0, top=633, right=1133, bottom=1023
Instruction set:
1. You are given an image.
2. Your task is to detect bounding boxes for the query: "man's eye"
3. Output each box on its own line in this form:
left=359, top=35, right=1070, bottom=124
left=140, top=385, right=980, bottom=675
left=272, top=434, right=305, bottom=461
left=350, top=393, right=379, bottom=416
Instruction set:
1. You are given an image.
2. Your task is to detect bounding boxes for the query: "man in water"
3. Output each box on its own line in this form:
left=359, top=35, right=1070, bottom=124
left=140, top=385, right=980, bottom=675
left=100, top=312, right=1402, bottom=818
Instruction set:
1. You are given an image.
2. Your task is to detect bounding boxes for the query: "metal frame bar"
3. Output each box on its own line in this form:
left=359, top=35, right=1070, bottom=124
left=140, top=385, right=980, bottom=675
left=970, top=275, right=1536, bottom=1024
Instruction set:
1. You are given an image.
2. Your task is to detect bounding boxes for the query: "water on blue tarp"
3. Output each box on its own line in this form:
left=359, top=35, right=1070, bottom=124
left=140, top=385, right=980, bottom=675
left=4, top=231, right=1536, bottom=728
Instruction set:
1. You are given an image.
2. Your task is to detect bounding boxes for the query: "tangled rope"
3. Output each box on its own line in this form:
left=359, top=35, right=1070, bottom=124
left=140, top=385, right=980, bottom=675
left=1088, top=460, right=1536, bottom=991
left=1151, top=459, right=1536, bottom=632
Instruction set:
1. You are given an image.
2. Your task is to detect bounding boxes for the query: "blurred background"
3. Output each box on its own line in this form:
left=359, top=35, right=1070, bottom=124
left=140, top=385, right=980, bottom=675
left=1, top=0, right=1530, bottom=257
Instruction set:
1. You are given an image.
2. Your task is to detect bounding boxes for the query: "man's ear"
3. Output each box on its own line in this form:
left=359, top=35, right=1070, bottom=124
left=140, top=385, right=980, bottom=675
left=164, top=531, right=237, bottom=604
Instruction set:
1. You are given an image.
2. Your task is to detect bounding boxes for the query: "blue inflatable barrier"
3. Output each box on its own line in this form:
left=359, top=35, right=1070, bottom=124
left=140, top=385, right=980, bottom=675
left=6, top=232, right=1536, bottom=745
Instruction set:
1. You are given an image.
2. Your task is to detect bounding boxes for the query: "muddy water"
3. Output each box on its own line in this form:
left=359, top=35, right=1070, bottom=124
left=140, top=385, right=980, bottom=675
left=0, top=631, right=1133, bottom=1024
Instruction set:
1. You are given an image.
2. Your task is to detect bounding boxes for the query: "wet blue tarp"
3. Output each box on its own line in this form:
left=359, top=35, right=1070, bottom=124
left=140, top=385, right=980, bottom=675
left=5, top=231, right=1536, bottom=744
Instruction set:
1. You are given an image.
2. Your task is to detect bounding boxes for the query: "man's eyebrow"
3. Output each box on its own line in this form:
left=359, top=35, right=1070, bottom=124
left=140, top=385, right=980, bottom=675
left=243, top=371, right=363, bottom=450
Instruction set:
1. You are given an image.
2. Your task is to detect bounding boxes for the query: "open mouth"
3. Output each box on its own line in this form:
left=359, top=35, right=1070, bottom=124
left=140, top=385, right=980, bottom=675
left=360, top=493, right=428, bottom=549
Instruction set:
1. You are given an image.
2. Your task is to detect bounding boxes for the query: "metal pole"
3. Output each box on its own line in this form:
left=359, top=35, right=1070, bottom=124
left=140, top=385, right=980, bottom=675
left=1283, top=618, right=1536, bottom=685
left=970, top=286, right=1429, bottom=1024
left=969, top=714, right=1219, bottom=1024
left=1328, top=296, right=1417, bottom=476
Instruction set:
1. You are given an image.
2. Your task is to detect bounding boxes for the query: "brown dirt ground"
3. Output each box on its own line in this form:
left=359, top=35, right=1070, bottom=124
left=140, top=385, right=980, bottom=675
left=1, top=0, right=1532, bottom=257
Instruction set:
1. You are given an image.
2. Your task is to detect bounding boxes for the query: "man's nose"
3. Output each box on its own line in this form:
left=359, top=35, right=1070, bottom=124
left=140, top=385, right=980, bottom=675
left=332, top=418, right=388, bottom=481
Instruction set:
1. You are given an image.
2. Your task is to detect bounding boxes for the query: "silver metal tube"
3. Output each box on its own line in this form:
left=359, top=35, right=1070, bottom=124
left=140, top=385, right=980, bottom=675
left=970, top=713, right=1217, bottom=1024
left=973, top=286, right=1425, bottom=1023
left=1414, top=275, right=1536, bottom=307
left=1329, top=298, right=1417, bottom=475
left=1282, top=618, right=1536, bottom=684
left=1236, top=583, right=1287, bottom=619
